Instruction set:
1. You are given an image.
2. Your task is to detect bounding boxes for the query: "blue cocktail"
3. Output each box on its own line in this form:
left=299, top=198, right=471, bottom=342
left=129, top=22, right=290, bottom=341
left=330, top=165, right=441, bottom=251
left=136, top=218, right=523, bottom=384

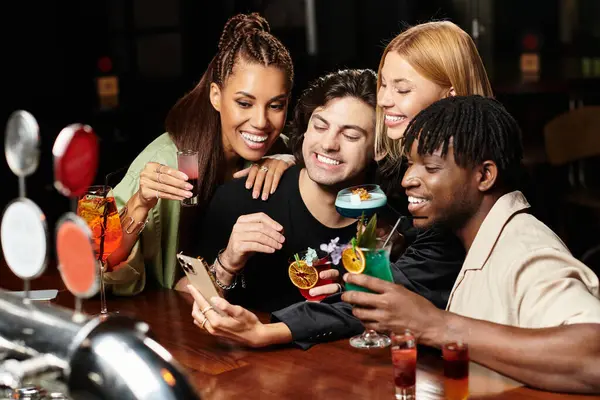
left=335, top=184, right=387, bottom=219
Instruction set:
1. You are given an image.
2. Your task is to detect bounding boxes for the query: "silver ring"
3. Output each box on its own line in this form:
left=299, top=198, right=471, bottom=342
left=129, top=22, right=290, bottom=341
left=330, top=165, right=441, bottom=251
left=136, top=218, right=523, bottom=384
left=201, top=306, right=214, bottom=315
left=201, top=318, right=208, bottom=330
left=157, top=172, right=163, bottom=184
left=156, top=189, right=160, bottom=199
left=259, top=166, right=269, bottom=173
left=156, top=165, right=164, bottom=173
left=336, top=283, right=343, bottom=293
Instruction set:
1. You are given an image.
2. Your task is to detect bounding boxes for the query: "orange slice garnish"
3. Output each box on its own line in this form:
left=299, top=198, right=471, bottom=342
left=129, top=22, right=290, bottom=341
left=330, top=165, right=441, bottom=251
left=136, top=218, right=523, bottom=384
left=288, top=260, right=319, bottom=289
left=342, top=247, right=366, bottom=274
left=351, top=187, right=371, bottom=200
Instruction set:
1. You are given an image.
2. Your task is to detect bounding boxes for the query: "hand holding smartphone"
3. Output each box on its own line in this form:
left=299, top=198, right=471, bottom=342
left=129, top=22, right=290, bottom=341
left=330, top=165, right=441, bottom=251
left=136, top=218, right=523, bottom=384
left=176, top=253, right=224, bottom=314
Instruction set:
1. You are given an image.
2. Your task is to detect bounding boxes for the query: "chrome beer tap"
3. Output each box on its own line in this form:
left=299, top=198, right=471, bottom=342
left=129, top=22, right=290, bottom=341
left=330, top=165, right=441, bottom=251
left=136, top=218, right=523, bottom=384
left=1, top=112, right=201, bottom=400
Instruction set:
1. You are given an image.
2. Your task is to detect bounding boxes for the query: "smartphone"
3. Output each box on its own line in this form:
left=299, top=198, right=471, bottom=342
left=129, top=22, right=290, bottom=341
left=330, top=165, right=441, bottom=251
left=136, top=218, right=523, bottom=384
left=176, top=253, right=223, bottom=305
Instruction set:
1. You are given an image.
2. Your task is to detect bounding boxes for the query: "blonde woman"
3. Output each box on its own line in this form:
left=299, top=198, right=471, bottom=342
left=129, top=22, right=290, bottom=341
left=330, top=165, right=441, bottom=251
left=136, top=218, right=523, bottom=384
left=376, top=20, right=493, bottom=164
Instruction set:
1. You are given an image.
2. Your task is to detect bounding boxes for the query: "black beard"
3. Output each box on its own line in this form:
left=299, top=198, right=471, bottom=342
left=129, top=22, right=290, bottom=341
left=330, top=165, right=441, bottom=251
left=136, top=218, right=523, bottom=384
left=435, top=207, right=473, bottom=232
left=433, top=192, right=477, bottom=233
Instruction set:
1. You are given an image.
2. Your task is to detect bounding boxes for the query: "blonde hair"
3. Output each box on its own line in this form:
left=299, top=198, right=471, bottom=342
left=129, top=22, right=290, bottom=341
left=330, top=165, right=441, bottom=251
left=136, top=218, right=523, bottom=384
left=375, top=21, right=493, bottom=162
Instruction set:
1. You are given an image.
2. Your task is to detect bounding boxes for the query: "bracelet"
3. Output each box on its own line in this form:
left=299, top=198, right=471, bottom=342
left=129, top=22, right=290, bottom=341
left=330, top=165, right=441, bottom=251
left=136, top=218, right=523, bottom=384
left=209, top=261, right=238, bottom=290
left=210, top=249, right=246, bottom=290
left=123, top=216, right=148, bottom=235
left=119, top=205, right=148, bottom=235
left=194, top=255, right=236, bottom=290
left=216, top=249, right=238, bottom=276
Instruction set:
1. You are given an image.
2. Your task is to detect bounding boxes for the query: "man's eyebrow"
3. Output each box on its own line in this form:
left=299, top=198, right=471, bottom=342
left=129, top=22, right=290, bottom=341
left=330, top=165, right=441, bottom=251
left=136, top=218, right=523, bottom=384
left=312, top=114, right=329, bottom=125
left=312, top=115, right=367, bottom=135
left=340, top=124, right=367, bottom=136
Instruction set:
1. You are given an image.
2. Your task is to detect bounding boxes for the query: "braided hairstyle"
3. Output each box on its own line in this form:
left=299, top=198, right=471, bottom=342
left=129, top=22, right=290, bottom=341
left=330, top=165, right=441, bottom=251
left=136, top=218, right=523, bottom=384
left=402, top=95, right=524, bottom=191
left=166, top=13, right=294, bottom=207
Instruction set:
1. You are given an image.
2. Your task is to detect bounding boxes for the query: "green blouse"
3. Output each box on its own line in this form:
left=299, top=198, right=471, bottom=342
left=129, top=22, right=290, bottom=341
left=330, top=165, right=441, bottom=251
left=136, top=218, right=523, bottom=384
left=107, top=133, right=181, bottom=295
left=106, top=132, right=291, bottom=296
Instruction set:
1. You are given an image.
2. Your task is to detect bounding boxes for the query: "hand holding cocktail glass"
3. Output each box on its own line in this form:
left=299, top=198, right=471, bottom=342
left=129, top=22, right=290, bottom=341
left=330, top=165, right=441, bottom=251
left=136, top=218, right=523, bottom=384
left=341, top=271, right=443, bottom=338
left=138, top=161, right=194, bottom=208
left=288, top=249, right=340, bottom=302
left=336, top=185, right=397, bottom=348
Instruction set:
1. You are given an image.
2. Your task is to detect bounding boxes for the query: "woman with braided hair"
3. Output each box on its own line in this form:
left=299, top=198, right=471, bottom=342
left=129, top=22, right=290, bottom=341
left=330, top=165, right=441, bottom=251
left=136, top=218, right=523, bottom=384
left=107, top=13, right=295, bottom=295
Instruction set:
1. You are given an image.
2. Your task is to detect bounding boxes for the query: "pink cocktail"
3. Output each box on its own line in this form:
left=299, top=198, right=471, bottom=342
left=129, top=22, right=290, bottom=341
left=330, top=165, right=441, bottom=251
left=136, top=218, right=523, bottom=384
left=177, top=149, right=199, bottom=206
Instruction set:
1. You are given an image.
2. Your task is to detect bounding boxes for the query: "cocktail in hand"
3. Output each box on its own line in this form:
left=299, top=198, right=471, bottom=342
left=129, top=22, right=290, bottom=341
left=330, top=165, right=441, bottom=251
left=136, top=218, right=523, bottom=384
left=177, top=150, right=199, bottom=206
left=288, top=248, right=335, bottom=302
left=342, top=215, right=394, bottom=348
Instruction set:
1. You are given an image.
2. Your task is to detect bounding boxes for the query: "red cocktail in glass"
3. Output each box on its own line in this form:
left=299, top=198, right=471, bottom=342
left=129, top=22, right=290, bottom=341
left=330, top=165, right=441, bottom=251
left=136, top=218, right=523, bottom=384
left=443, top=341, right=469, bottom=400
left=391, top=330, right=417, bottom=400
left=288, top=250, right=335, bottom=302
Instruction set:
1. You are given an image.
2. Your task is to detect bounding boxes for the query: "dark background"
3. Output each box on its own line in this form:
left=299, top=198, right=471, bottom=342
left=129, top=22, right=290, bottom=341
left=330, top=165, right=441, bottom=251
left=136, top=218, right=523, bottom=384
left=3, top=0, right=600, bottom=264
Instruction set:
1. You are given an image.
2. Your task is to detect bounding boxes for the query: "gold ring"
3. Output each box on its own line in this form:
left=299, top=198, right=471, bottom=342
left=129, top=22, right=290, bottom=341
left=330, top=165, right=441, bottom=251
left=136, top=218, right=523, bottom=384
left=201, top=317, right=208, bottom=330
left=201, top=306, right=214, bottom=315
left=260, top=166, right=269, bottom=173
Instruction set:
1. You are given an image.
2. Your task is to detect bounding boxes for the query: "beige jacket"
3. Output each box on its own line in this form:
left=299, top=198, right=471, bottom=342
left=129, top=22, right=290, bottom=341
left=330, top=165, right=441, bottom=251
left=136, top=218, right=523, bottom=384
left=447, top=191, right=600, bottom=327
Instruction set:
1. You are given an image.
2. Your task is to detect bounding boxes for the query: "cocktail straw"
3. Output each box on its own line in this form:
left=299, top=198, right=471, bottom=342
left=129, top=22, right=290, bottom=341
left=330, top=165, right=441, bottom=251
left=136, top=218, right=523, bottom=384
left=382, top=215, right=428, bottom=248
left=383, top=216, right=403, bottom=248
left=97, top=166, right=127, bottom=261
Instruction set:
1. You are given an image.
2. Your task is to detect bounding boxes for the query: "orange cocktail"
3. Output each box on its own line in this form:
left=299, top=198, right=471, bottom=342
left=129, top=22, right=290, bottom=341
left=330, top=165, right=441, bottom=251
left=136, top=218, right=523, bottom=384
left=76, top=186, right=122, bottom=262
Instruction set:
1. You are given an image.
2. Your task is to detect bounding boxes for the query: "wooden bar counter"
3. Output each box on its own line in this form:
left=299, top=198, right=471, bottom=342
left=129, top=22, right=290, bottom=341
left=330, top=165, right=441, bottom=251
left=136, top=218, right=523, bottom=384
left=1, top=265, right=598, bottom=400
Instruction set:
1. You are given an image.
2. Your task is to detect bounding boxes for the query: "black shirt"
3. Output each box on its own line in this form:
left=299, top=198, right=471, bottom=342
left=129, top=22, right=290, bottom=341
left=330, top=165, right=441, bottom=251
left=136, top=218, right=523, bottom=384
left=196, top=165, right=357, bottom=312
left=197, top=165, right=465, bottom=349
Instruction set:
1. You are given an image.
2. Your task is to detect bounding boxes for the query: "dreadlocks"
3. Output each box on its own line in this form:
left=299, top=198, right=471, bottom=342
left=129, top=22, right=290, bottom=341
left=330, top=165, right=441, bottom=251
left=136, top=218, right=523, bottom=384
left=402, top=95, right=524, bottom=190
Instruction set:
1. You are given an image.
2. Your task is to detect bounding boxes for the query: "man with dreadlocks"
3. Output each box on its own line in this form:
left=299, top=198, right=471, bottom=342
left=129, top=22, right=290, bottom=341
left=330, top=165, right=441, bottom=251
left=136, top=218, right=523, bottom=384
left=343, top=95, right=600, bottom=394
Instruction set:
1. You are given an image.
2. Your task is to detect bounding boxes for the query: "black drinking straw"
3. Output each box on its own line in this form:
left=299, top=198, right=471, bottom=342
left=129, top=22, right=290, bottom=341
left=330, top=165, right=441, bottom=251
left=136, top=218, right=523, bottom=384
left=97, top=166, right=128, bottom=260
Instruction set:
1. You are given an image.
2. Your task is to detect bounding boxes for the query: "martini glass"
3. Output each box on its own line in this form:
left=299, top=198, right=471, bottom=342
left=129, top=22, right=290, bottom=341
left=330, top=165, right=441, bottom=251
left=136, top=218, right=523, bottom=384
left=335, top=184, right=387, bottom=219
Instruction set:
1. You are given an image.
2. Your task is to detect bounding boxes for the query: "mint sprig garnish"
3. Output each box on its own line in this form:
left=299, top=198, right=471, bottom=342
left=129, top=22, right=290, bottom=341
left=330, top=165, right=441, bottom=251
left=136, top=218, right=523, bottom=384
left=356, top=214, right=378, bottom=249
